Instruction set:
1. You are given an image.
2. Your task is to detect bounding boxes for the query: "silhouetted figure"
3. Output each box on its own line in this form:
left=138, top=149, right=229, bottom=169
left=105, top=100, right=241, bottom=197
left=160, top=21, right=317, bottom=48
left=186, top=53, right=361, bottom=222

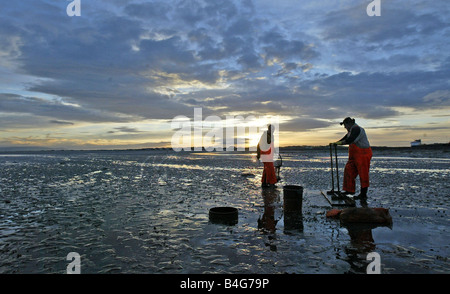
left=331, top=117, right=372, bottom=199
left=257, top=124, right=278, bottom=188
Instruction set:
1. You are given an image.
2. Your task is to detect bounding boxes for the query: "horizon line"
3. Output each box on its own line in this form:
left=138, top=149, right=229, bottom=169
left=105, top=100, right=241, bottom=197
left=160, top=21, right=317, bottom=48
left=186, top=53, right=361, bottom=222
left=1, top=143, right=448, bottom=152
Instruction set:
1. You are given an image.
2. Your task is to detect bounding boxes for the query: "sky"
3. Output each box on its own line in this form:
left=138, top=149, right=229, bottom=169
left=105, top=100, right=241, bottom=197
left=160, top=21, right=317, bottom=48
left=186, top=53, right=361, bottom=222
left=0, top=0, right=449, bottom=150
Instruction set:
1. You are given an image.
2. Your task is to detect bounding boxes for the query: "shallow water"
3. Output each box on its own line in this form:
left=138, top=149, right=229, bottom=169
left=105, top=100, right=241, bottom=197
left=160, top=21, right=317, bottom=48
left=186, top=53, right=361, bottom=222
left=0, top=149, right=448, bottom=274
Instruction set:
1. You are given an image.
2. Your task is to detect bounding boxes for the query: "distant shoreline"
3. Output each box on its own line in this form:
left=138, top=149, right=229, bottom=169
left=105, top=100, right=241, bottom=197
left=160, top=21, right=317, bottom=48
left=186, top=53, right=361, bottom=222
left=0, top=143, right=448, bottom=154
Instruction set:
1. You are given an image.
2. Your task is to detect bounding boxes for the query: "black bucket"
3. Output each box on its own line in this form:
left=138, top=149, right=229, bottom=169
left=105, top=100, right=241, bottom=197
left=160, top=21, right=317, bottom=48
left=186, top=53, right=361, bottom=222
left=283, top=185, right=303, bottom=213
left=209, top=207, right=238, bottom=225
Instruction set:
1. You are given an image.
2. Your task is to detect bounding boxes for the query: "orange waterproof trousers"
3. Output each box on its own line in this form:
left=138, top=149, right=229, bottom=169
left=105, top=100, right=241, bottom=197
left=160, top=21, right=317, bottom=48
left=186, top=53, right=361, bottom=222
left=260, top=147, right=277, bottom=185
left=262, top=162, right=278, bottom=185
left=343, top=144, right=372, bottom=193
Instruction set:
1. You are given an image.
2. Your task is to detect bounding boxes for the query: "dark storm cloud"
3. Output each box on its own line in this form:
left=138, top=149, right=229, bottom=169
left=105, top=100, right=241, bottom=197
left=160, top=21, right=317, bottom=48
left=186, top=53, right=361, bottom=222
left=321, top=4, right=448, bottom=43
left=194, top=64, right=449, bottom=121
left=260, top=29, right=320, bottom=62
left=0, top=93, right=132, bottom=123
left=289, top=68, right=449, bottom=119
left=318, top=0, right=450, bottom=73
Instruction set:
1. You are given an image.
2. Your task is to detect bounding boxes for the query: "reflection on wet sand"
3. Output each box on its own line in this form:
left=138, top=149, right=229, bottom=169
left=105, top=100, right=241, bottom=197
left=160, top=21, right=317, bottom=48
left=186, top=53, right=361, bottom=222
left=258, top=188, right=280, bottom=251
left=328, top=207, right=393, bottom=274
left=258, top=187, right=305, bottom=251
left=258, top=188, right=280, bottom=235
left=343, top=223, right=378, bottom=274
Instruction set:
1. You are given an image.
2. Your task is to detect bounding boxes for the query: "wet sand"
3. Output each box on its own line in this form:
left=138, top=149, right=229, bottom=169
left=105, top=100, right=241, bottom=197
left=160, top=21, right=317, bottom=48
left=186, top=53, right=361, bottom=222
left=0, top=148, right=448, bottom=274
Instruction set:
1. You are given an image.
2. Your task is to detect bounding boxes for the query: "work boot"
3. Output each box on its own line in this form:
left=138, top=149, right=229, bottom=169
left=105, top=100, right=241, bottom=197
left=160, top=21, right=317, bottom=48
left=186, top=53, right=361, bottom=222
left=354, top=187, right=368, bottom=199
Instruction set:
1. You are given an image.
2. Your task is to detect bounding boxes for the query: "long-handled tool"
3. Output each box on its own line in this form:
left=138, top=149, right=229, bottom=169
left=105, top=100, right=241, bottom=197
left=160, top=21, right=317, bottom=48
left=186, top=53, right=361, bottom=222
left=323, top=144, right=355, bottom=207
left=327, top=143, right=334, bottom=194
left=334, top=143, right=340, bottom=193
left=327, top=143, right=340, bottom=195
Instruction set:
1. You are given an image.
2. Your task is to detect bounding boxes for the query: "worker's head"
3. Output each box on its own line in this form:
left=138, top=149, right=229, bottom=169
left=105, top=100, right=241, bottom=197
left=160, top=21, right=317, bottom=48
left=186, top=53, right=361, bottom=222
left=340, top=117, right=355, bottom=131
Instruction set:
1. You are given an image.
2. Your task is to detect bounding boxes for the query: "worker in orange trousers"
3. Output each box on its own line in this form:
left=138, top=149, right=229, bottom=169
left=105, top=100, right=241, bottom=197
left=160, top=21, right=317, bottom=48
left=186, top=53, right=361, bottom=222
left=257, top=124, right=278, bottom=188
left=332, top=117, right=372, bottom=199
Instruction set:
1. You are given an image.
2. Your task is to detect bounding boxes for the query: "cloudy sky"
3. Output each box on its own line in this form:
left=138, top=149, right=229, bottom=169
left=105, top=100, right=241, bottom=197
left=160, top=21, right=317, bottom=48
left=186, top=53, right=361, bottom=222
left=0, top=0, right=449, bottom=149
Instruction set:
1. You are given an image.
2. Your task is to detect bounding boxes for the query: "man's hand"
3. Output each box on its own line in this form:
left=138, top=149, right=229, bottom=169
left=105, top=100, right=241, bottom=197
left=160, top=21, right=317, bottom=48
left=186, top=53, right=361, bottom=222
left=330, top=141, right=343, bottom=146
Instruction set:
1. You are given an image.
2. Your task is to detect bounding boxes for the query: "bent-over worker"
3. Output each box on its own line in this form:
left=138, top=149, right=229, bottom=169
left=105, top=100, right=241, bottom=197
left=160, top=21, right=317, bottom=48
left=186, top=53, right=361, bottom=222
left=331, top=117, right=372, bottom=199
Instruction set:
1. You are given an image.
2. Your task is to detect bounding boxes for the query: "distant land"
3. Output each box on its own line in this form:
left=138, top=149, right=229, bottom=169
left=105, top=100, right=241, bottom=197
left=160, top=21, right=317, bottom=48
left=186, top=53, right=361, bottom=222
left=281, top=143, right=450, bottom=152
left=0, top=143, right=449, bottom=153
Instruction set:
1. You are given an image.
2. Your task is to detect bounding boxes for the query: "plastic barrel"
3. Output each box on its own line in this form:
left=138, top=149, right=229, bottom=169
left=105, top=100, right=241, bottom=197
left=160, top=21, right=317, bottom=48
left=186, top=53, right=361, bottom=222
left=209, top=207, right=238, bottom=225
left=283, top=185, right=303, bottom=213
left=283, top=185, right=303, bottom=232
